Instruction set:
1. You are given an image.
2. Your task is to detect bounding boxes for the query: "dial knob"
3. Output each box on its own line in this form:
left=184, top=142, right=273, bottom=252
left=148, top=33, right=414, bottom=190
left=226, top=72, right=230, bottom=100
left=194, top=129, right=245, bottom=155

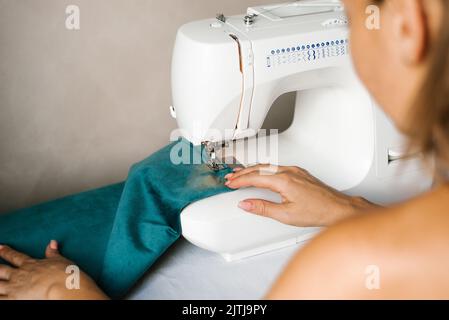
left=243, top=14, right=256, bottom=26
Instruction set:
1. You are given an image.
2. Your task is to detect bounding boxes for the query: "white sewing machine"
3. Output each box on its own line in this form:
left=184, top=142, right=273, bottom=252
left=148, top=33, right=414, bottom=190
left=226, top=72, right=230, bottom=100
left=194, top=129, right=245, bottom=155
left=169, top=1, right=433, bottom=261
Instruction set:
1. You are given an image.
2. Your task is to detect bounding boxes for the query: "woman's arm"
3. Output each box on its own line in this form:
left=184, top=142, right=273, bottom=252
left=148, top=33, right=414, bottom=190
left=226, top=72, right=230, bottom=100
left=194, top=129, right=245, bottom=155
left=225, top=165, right=379, bottom=227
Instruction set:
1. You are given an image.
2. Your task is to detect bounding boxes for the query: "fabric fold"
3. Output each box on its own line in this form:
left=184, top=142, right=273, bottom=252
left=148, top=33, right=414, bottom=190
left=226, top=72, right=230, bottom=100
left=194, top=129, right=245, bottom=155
left=0, top=139, right=233, bottom=298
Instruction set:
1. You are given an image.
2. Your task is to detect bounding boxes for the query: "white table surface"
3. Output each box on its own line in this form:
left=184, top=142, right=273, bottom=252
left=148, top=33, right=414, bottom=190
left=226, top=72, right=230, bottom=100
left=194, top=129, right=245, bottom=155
left=128, top=238, right=307, bottom=300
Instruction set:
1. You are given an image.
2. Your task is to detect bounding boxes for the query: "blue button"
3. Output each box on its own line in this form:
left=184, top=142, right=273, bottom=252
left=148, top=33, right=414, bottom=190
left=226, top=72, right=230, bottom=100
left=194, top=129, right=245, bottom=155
left=331, top=41, right=334, bottom=45
left=336, top=40, right=340, bottom=44
left=321, top=43, right=325, bottom=47
left=302, top=45, right=306, bottom=50
left=312, top=44, right=315, bottom=48
left=282, top=49, right=285, bottom=53
left=276, top=49, right=280, bottom=54
left=317, top=43, right=320, bottom=48
left=307, top=45, right=310, bottom=49
left=287, top=48, right=290, bottom=52
left=326, top=42, right=330, bottom=46
left=271, top=50, right=275, bottom=54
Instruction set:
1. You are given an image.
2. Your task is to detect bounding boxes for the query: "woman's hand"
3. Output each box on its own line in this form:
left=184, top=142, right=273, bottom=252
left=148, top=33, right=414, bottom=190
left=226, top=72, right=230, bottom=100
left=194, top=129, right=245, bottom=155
left=225, top=165, right=377, bottom=227
left=0, top=241, right=108, bottom=300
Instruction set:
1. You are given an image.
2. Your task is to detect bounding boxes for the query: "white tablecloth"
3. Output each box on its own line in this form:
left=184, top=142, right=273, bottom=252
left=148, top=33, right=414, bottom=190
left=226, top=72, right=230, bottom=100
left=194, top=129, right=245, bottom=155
left=128, top=238, right=306, bottom=300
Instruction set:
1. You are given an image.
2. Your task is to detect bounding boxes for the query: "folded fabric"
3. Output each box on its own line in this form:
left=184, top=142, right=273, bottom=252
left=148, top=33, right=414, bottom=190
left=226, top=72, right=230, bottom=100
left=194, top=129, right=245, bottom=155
left=0, top=139, right=233, bottom=298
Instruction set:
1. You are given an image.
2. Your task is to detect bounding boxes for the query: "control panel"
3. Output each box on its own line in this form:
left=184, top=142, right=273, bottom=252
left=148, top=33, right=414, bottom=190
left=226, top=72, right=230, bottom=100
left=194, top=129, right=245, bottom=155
left=266, top=38, right=349, bottom=68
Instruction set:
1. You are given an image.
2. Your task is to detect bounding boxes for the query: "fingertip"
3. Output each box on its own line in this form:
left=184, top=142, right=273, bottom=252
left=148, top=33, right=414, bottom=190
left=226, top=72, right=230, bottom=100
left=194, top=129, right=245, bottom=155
left=45, top=240, right=61, bottom=259
left=49, top=240, right=58, bottom=250
left=233, top=167, right=244, bottom=172
left=0, top=245, right=4, bottom=250
left=238, top=200, right=254, bottom=211
left=226, top=182, right=238, bottom=189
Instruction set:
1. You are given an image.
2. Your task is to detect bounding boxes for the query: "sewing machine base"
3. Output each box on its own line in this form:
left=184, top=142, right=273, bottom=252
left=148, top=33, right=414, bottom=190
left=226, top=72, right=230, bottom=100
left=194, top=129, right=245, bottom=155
left=219, top=229, right=320, bottom=262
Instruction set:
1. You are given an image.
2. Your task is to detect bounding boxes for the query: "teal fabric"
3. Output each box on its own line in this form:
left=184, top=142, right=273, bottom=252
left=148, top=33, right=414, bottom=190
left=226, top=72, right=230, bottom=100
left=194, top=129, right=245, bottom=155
left=0, top=139, right=233, bottom=298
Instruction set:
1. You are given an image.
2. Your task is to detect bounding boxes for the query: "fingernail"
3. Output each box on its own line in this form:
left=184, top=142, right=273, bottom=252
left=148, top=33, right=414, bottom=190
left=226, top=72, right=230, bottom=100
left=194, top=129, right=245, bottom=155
left=224, top=173, right=233, bottom=180
left=50, top=240, right=58, bottom=250
left=233, top=167, right=243, bottom=172
left=238, top=201, right=254, bottom=211
left=224, top=180, right=231, bottom=186
left=0, top=245, right=4, bottom=250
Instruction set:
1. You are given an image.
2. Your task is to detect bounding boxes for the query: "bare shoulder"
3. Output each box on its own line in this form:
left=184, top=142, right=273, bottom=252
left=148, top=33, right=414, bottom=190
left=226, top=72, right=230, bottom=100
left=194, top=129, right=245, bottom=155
left=267, top=185, right=449, bottom=300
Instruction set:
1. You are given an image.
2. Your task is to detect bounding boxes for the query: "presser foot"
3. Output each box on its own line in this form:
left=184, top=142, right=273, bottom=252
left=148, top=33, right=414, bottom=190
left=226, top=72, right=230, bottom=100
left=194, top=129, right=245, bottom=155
left=206, top=157, right=244, bottom=172
left=207, top=160, right=227, bottom=172
left=202, top=141, right=242, bottom=172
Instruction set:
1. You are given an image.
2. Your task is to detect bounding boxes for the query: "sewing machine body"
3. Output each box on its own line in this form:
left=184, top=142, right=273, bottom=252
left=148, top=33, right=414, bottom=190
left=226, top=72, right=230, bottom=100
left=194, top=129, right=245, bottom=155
left=170, top=1, right=433, bottom=261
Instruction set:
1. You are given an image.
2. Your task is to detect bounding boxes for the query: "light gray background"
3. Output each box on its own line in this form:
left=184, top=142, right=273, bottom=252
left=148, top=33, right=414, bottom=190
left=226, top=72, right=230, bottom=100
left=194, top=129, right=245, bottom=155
left=0, top=0, right=294, bottom=213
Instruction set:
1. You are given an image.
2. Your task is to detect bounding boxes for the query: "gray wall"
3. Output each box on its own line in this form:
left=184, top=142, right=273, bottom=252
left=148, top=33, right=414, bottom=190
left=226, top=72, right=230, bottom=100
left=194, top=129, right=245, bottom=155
left=0, top=0, right=293, bottom=213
